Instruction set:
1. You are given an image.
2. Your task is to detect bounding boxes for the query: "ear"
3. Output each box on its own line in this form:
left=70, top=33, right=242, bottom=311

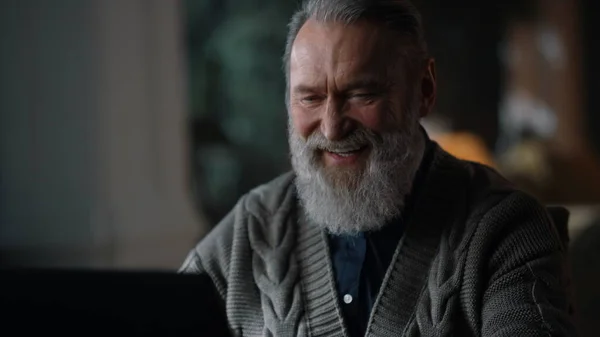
left=419, top=58, right=437, bottom=118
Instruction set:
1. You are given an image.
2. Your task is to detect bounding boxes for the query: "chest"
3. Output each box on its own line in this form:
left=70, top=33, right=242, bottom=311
left=224, top=230, right=467, bottom=337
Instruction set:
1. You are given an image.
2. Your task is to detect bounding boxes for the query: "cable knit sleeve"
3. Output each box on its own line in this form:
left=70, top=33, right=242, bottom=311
left=179, top=201, right=240, bottom=301
left=179, top=248, right=205, bottom=273
left=473, top=192, right=577, bottom=336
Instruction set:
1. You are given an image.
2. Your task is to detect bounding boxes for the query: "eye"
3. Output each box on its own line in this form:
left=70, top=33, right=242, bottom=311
left=350, top=92, right=377, bottom=103
left=300, top=95, right=323, bottom=105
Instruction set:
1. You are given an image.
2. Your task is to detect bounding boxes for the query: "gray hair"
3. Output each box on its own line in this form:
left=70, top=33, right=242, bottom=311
left=283, top=0, right=428, bottom=105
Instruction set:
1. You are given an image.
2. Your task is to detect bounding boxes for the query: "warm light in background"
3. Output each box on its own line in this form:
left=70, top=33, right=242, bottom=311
left=433, top=132, right=497, bottom=169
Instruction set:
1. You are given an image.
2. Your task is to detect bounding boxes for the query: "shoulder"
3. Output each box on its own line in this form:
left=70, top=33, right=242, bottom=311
left=431, top=148, right=574, bottom=335
left=430, top=144, right=557, bottom=250
left=458, top=156, right=556, bottom=243
left=197, top=170, right=296, bottom=251
left=428, top=143, right=517, bottom=221
left=186, top=171, right=297, bottom=273
left=440, top=150, right=562, bottom=268
left=243, top=171, right=297, bottom=221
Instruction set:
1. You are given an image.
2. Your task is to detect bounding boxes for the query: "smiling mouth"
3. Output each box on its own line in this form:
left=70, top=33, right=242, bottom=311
left=321, top=146, right=369, bottom=165
left=327, top=147, right=365, bottom=156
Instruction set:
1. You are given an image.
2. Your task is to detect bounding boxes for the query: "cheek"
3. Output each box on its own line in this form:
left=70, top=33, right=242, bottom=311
left=351, top=104, right=399, bottom=133
left=289, top=106, right=318, bottom=139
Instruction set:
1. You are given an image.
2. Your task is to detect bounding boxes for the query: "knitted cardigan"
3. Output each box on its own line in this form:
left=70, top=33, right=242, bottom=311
left=180, top=145, right=576, bottom=337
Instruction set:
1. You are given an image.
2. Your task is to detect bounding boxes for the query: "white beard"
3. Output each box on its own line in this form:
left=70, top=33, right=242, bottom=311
left=289, top=111, right=425, bottom=235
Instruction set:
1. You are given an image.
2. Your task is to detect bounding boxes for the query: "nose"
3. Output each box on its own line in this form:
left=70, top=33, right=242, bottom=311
left=320, top=98, right=353, bottom=141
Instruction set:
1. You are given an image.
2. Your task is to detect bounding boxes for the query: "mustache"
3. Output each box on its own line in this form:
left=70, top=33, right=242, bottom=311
left=303, top=128, right=383, bottom=153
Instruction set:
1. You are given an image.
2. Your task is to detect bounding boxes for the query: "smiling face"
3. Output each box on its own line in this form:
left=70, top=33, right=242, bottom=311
left=288, top=18, right=434, bottom=234
left=289, top=19, right=411, bottom=167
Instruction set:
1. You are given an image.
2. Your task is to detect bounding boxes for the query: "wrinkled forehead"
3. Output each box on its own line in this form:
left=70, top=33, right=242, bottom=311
left=290, top=19, right=403, bottom=81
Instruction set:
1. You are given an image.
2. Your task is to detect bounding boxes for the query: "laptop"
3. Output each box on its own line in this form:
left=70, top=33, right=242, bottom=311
left=0, top=268, right=231, bottom=336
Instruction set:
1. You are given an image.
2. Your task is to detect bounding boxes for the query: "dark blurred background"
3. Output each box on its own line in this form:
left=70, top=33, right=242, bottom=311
left=1, top=0, right=599, bottom=334
left=185, top=0, right=600, bottom=225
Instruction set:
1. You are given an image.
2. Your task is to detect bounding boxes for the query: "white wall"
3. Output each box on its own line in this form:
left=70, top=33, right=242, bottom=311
left=0, top=0, right=207, bottom=269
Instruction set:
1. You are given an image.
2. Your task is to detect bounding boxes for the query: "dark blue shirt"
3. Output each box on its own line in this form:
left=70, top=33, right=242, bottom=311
left=327, top=138, right=433, bottom=337
left=328, top=218, right=405, bottom=337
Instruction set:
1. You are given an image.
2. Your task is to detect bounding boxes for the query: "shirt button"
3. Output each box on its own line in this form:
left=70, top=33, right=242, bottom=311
left=343, top=294, right=353, bottom=304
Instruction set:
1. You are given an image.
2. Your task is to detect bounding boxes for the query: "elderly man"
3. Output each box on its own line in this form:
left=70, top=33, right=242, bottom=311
left=181, top=0, right=575, bottom=336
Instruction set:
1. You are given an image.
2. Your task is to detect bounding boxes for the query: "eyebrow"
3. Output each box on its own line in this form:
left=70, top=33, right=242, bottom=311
left=292, top=77, right=385, bottom=95
left=341, top=78, right=385, bottom=92
left=292, top=85, right=320, bottom=95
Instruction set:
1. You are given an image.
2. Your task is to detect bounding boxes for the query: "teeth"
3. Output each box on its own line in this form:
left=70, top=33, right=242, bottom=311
left=330, top=148, right=361, bottom=153
left=329, top=148, right=361, bottom=156
left=337, top=152, right=354, bottom=157
left=321, top=145, right=365, bottom=156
